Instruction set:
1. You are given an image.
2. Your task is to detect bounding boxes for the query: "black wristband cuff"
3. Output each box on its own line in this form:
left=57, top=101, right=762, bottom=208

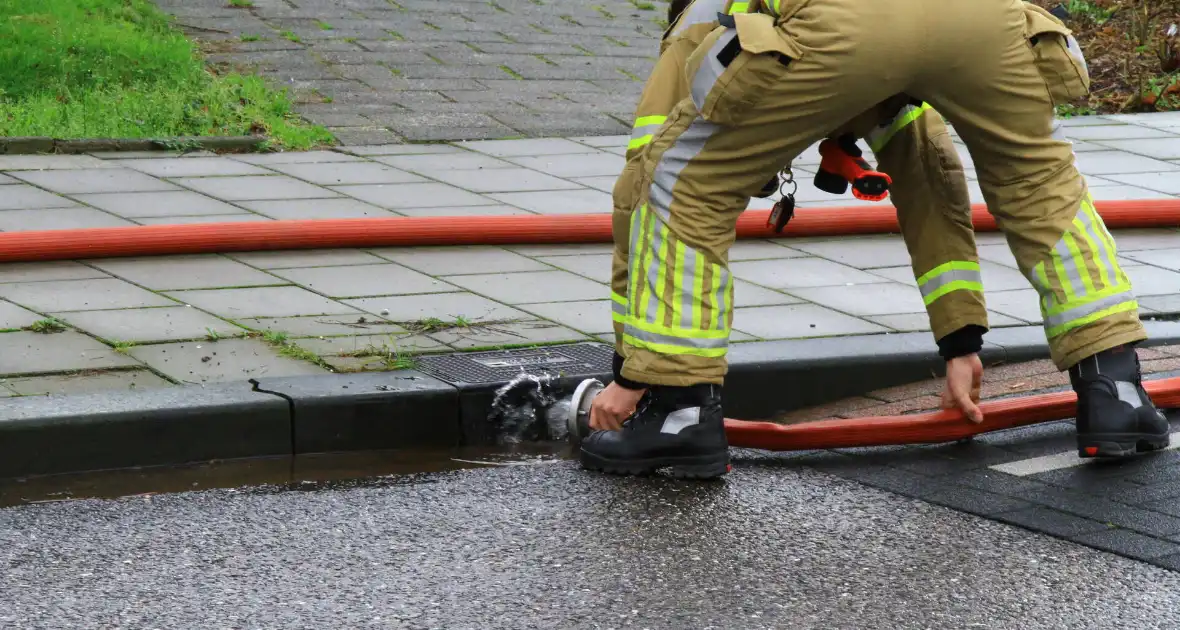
left=937, top=324, right=986, bottom=361
left=612, top=352, right=647, bottom=390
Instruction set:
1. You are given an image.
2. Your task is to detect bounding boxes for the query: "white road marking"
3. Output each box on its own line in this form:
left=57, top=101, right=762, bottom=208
left=989, top=432, right=1180, bottom=477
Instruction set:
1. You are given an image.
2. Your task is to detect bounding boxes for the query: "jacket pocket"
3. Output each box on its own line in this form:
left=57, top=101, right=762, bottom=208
left=1023, top=3, right=1090, bottom=106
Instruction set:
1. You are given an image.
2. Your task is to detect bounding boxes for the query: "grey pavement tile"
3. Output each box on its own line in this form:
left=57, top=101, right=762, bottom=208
left=790, top=282, right=928, bottom=317
left=235, top=198, right=398, bottom=219
left=0, top=300, right=41, bottom=329
left=1073, top=151, right=1180, bottom=175
left=1087, top=185, right=1177, bottom=200
left=87, top=150, right=216, bottom=159
left=442, top=269, right=606, bottom=304
left=1105, top=112, right=1180, bottom=127
left=868, top=260, right=1032, bottom=293
left=507, top=243, right=614, bottom=257
left=455, top=138, right=600, bottom=157
left=110, top=157, right=273, bottom=177
left=128, top=338, right=328, bottom=384
left=167, top=286, right=360, bottom=319
left=487, top=189, right=612, bottom=214
left=331, top=182, right=495, bottom=209
left=571, top=175, right=617, bottom=193
left=373, top=246, right=552, bottom=276
left=291, top=332, right=446, bottom=356
left=71, top=191, right=245, bottom=218
left=0, top=278, right=176, bottom=313
left=234, top=314, right=407, bottom=338
left=734, top=280, right=804, bottom=307
left=270, top=263, right=458, bottom=298
left=0, top=173, right=17, bottom=184
left=505, top=153, right=626, bottom=178
left=730, top=257, right=889, bottom=290
left=11, top=168, right=179, bottom=194
left=1102, top=172, right=1180, bottom=195
left=173, top=175, right=342, bottom=201
left=1069, top=528, right=1180, bottom=561
left=568, top=135, right=629, bottom=148
left=731, top=303, right=888, bottom=339
left=867, top=310, right=1025, bottom=332
left=226, top=249, right=388, bottom=269
left=1123, top=249, right=1180, bottom=271
left=1139, top=294, right=1180, bottom=314
left=0, top=184, right=80, bottom=210
left=1110, top=229, right=1180, bottom=251
left=341, top=292, right=531, bottom=324
left=394, top=204, right=535, bottom=217
left=983, top=288, right=1043, bottom=323
left=1063, top=125, right=1177, bottom=141
left=728, top=240, right=807, bottom=261
left=232, top=150, right=366, bottom=164
left=515, top=300, right=613, bottom=334
left=1124, top=265, right=1180, bottom=296
left=133, top=214, right=273, bottom=225
left=53, top=307, right=246, bottom=343
left=0, top=331, right=140, bottom=376
left=372, top=152, right=517, bottom=172
left=261, top=161, right=428, bottom=186
left=0, top=207, right=136, bottom=231
left=789, top=236, right=912, bottom=269
left=336, top=145, right=465, bottom=156
left=0, top=369, right=174, bottom=396
left=0, top=261, right=109, bottom=284
left=1096, top=138, right=1180, bottom=160
left=427, top=167, right=583, bottom=193
left=534, top=254, right=611, bottom=283
left=0, top=155, right=113, bottom=170
left=86, top=254, right=284, bottom=291
left=428, top=319, right=590, bottom=349
left=977, top=243, right=1020, bottom=269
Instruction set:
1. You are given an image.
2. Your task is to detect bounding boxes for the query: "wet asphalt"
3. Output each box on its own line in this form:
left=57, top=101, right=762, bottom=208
left=3, top=453, right=1180, bottom=630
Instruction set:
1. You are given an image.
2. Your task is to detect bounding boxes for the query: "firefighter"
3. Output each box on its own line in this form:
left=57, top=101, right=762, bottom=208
left=584, top=0, right=1169, bottom=478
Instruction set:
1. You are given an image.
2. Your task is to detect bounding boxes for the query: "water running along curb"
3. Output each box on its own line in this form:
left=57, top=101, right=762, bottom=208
left=4, top=320, right=1180, bottom=480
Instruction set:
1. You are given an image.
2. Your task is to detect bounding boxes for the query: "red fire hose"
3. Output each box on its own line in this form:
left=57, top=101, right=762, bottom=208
left=4, top=198, right=1179, bottom=451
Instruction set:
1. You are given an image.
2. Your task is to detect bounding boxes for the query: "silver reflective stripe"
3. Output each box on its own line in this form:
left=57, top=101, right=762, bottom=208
left=1043, top=288, right=1135, bottom=331
left=714, top=266, right=730, bottom=330
left=1074, top=200, right=1115, bottom=287
left=918, top=268, right=982, bottom=298
left=630, top=123, right=663, bottom=142
left=690, top=28, right=736, bottom=113
left=649, top=117, right=721, bottom=223
left=1052, top=236, right=1086, bottom=298
left=622, top=323, right=729, bottom=350
left=627, top=203, right=644, bottom=316
left=644, top=215, right=667, bottom=324
left=612, top=298, right=627, bottom=316
left=661, top=406, right=701, bottom=434
left=670, top=0, right=728, bottom=36
left=1065, top=33, right=1088, bottom=75
left=679, top=242, right=698, bottom=329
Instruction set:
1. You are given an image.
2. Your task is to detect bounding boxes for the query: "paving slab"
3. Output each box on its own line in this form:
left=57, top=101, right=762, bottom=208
left=1073, top=151, right=1180, bottom=175
left=730, top=256, right=890, bottom=290
left=127, top=338, right=328, bottom=384
left=53, top=307, right=246, bottom=344
left=341, top=291, right=531, bottom=324
left=231, top=150, right=366, bottom=164
left=172, top=175, right=341, bottom=201
left=372, top=246, right=552, bottom=275
left=291, top=332, right=446, bottom=356
left=372, top=152, right=517, bottom=172
left=790, top=281, right=929, bottom=317
left=270, top=263, right=458, bottom=298
left=0, top=184, right=81, bottom=210
left=0, top=261, right=109, bottom=284
left=456, top=138, right=600, bottom=156
left=426, top=319, right=590, bottom=348
left=261, top=161, right=428, bottom=185
left=726, top=240, right=808, bottom=261
left=533, top=253, right=612, bottom=283
left=1103, top=172, right=1180, bottom=195
left=392, top=204, right=536, bottom=217
left=514, top=299, right=613, bottom=334
left=226, top=249, right=388, bottom=269
left=427, top=167, right=583, bottom=193
left=0, top=301, right=41, bottom=330
left=732, top=303, right=888, bottom=339
left=0, top=207, right=135, bottom=231
left=330, top=182, right=495, bottom=209
left=1063, top=125, right=1180, bottom=141
left=789, top=236, right=915, bottom=269
left=86, top=255, right=284, bottom=291
left=1096, top=138, right=1180, bottom=161
left=110, top=157, right=274, bottom=178
left=486, top=189, right=612, bottom=214
left=505, top=152, right=627, bottom=178
left=133, top=214, right=273, bottom=225
left=71, top=191, right=247, bottom=218
left=0, top=330, right=140, bottom=376
left=165, top=286, right=360, bottom=319
left=441, top=269, right=606, bottom=304
left=229, top=198, right=397, bottom=220
left=10, top=168, right=179, bottom=194
left=0, top=369, right=173, bottom=396
left=233, top=314, right=407, bottom=338
left=0, top=278, right=176, bottom=313
left=0, top=155, right=112, bottom=170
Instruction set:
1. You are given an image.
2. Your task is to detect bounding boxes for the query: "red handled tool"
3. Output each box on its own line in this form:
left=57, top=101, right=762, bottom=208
left=814, top=134, right=892, bottom=201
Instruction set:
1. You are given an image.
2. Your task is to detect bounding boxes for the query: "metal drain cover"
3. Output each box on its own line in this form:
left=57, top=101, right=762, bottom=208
left=414, top=342, right=614, bottom=385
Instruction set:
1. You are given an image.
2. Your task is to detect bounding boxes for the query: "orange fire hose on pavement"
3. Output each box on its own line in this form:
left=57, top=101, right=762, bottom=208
left=5, top=198, right=1180, bottom=452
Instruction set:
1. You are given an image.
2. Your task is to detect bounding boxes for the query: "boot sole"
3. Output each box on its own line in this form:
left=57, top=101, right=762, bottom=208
left=579, top=449, right=731, bottom=480
left=1076, top=432, right=1170, bottom=458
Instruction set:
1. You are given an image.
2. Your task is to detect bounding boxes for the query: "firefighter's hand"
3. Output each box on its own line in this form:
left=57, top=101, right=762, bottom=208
left=589, top=381, right=646, bottom=432
left=942, top=353, right=984, bottom=424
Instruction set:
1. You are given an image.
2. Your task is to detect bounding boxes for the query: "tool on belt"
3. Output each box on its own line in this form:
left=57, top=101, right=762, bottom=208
left=814, top=134, right=892, bottom=201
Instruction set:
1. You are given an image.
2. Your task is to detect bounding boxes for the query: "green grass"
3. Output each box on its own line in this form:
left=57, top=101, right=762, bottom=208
left=25, top=318, right=67, bottom=334
left=0, top=0, right=333, bottom=148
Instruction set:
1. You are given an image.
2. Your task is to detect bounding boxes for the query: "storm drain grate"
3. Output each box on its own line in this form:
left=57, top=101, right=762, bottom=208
left=414, top=342, right=614, bottom=385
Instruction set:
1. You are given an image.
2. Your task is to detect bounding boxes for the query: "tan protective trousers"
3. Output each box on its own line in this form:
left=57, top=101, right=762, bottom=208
left=612, top=0, right=1145, bottom=386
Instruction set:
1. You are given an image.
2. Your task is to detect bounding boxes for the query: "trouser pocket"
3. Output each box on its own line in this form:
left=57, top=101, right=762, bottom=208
left=1023, top=3, right=1090, bottom=106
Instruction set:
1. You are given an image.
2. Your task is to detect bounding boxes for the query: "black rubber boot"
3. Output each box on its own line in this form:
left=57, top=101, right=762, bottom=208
left=1070, top=343, right=1171, bottom=458
left=579, top=383, right=730, bottom=479
left=755, top=174, right=779, bottom=198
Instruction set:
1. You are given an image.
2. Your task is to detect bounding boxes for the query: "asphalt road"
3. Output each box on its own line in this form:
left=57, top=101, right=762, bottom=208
left=3, top=454, right=1180, bottom=629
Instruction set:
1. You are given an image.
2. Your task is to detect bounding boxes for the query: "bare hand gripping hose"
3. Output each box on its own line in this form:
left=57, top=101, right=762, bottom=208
left=6, top=198, right=1179, bottom=451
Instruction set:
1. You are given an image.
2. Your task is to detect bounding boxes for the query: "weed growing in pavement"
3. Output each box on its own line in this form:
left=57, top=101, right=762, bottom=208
left=25, top=318, right=67, bottom=334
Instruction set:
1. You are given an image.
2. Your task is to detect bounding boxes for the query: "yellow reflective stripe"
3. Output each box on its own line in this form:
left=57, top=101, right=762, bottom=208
left=1082, top=195, right=1130, bottom=287
left=625, top=314, right=729, bottom=339
left=621, top=333, right=728, bottom=358
left=1051, top=247, right=1076, bottom=303
left=1063, top=230, right=1096, bottom=296
left=1042, top=282, right=1131, bottom=318
left=670, top=238, right=687, bottom=327
left=692, top=252, right=704, bottom=331
left=868, top=102, right=932, bottom=153
left=628, top=134, right=653, bottom=150
left=611, top=291, right=627, bottom=305
left=923, top=281, right=985, bottom=306
left=915, top=260, right=979, bottom=287
left=611, top=292, right=627, bottom=323
left=634, top=115, right=666, bottom=127
left=916, top=261, right=983, bottom=305
left=628, top=115, right=668, bottom=150
left=1046, top=299, right=1139, bottom=339
left=727, top=1, right=749, bottom=12
left=1073, top=214, right=1112, bottom=291
left=631, top=204, right=654, bottom=318
left=708, top=264, right=721, bottom=331
left=653, top=220, right=670, bottom=326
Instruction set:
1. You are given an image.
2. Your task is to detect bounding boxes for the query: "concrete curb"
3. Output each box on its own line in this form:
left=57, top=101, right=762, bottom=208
left=4, top=321, right=1180, bottom=479
left=0, top=136, right=272, bottom=155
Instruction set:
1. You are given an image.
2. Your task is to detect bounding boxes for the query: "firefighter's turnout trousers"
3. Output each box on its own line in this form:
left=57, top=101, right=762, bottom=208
left=611, top=0, right=1144, bottom=387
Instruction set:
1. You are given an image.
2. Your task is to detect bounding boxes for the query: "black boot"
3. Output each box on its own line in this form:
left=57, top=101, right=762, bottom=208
left=579, top=383, right=730, bottom=479
left=1069, top=343, right=1171, bottom=458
